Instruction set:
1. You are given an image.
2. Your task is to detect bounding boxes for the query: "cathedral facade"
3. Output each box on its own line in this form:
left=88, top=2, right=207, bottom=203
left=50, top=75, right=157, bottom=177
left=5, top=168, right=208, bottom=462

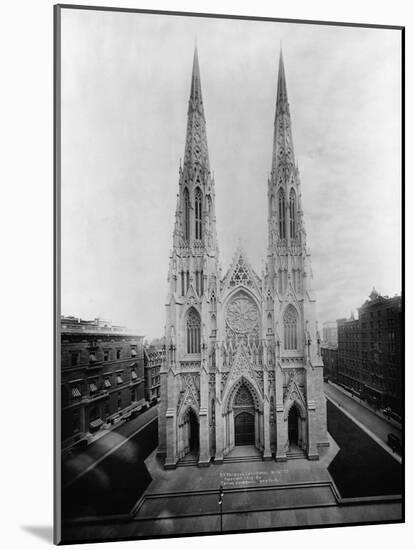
left=158, top=48, right=329, bottom=468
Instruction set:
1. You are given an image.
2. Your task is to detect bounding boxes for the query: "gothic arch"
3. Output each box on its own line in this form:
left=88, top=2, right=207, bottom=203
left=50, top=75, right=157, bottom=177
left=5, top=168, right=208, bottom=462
left=183, top=187, right=190, bottom=241
left=194, top=186, right=202, bottom=240
left=278, top=187, right=286, bottom=239
left=178, top=402, right=200, bottom=427
left=289, top=188, right=297, bottom=239
left=210, top=313, right=217, bottom=335
left=283, top=303, right=299, bottom=351
left=284, top=391, right=307, bottom=420
left=185, top=307, right=201, bottom=354
left=223, top=376, right=262, bottom=414
left=222, top=286, right=262, bottom=320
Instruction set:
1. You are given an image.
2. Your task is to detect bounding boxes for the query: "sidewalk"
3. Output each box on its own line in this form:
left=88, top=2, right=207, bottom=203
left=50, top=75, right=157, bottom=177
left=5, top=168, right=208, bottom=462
left=326, top=380, right=402, bottom=430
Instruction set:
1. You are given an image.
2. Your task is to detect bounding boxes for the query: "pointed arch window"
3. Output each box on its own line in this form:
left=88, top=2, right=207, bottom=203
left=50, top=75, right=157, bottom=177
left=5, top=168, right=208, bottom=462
left=278, top=188, right=286, bottom=239
left=289, top=189, right=297, bottom=239
left=195, top=187, right=202, bottom=240
left=187, top=308, right=201, bottom=354
left=284, top=305, right=298, bottom=350
left=267, top=313, right=273, bottom=333
left=211, top=313, right=217, bottom=336
left=210, top=398, right=215, bottom=426
left=183, top=187, right=190, bottom=241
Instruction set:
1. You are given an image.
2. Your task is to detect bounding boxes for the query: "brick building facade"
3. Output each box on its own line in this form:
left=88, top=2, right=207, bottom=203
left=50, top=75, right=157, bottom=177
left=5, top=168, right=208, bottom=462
left=322, top=321, right=338, bottom=347
left=61, top=316, right=145, bottom=451
left=321, top=289, right=402, bottom=414
left=144, top=346, right=163, bottom=403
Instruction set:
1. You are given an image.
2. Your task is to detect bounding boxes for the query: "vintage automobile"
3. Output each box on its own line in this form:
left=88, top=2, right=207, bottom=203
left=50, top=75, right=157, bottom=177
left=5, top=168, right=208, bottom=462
left=387, top=432, right=402, bottom=454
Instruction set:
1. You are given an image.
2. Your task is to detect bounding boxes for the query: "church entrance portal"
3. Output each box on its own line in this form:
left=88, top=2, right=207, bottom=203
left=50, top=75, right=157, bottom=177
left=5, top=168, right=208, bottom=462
left=235, top=412, right=255, bottom=445
left=233, top=384, right=256, bottom=447
left=288, top=405, right=300, bottom=447
left=188, top=409, right=199, bottom=452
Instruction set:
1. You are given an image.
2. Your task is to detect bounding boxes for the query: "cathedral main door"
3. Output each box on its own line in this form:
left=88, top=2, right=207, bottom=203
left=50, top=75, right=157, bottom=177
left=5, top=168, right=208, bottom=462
left=233, top=383, right=256, bottom=446
left=235, top=412, right=255, bottom=446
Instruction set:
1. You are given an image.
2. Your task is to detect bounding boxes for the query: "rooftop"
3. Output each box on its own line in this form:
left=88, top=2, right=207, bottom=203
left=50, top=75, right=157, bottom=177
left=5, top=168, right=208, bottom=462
left=61, top=315, right=143, bottom=337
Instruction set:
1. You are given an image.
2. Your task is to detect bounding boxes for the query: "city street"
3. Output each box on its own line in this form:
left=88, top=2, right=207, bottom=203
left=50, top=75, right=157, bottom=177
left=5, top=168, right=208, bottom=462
left=62, top=404, right=159, bottom=487
left=324, top=382, right=401, bottom=449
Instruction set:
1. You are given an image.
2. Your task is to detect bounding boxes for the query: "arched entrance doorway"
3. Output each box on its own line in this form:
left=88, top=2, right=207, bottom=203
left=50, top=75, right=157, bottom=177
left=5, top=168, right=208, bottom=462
left=188, top=409, right=199, bottom=452
left=181, top=408, right=199, bottom=456
left=235, top=411, right=255, bottom=445
left=288, top=405, right=300, bottom=448
left=233, top=384, right=255, bottom=446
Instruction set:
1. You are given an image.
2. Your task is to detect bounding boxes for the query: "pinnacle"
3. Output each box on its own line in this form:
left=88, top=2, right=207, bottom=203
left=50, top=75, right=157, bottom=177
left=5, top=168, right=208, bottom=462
left=189, top=46, right=204, bottom=113
left=276, top=48, right=289, bottom=115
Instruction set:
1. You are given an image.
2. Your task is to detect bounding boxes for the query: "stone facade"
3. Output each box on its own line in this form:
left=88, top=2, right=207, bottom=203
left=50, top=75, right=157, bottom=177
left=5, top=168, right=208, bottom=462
left=158, top=49, right=328, bottom=468
left=61, top=316, right=145, bottom=451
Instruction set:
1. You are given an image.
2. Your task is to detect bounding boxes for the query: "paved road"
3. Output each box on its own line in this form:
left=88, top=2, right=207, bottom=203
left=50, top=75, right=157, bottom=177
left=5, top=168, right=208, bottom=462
left=324, top=383, right=401, bottom=445
left=62, top=405, right=159, bottom=486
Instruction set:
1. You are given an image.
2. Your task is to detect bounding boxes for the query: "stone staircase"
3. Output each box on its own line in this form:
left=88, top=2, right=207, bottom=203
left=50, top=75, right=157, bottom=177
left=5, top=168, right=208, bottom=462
left=286, top=447, right=307, bottom=460
left=177, top=453, right=199, bottom=467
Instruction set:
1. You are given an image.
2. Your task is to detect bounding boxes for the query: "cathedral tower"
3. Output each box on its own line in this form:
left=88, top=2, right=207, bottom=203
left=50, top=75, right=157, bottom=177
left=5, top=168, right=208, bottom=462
left=159, top=48, right=220, bottom=468
left=266, top=50, right=328, bottom=459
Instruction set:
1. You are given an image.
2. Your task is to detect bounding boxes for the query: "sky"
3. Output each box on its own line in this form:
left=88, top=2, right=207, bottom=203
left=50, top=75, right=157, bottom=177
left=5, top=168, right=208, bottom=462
left=60, top=8, right=402, bottom=339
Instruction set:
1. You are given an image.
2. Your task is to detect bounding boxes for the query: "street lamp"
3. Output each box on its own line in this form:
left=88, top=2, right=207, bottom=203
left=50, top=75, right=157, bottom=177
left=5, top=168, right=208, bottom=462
left=218, top=484, right=224, bottom=532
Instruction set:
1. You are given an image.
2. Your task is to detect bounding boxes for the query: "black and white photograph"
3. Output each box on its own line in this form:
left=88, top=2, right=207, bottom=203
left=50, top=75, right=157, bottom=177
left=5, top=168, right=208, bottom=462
left=54, top=4, right=403, bottom=545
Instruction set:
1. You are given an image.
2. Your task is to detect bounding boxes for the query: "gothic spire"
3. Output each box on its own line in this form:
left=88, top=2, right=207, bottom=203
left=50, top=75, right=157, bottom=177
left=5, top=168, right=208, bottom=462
left=271, top=49, right=295, bottom=174
left=183, top=46, right=210, bottom=171
left=189, top=47, right=204, bottom=116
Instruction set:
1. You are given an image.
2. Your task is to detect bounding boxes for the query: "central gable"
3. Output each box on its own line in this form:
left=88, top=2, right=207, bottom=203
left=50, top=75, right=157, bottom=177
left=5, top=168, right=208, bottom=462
left=222, top=248, right=262, bottom=296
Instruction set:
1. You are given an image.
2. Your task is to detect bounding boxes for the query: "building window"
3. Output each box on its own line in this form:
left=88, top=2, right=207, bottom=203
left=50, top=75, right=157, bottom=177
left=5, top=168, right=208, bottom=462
left=211, top=314, right=217, bottom=336
left=71, top=351, right=80, bottom=366
left=278, top=188, right=286, bottom=239
left=284, top=305, right=298, bottom=350
left=195, top=187, right=202, bottom=240
left=104, top=350, right=110, bottom=361
left=89, top=381, right=98, bottom=394
left=71, top=385, right=81, bottom=399
left=187, top=308, right=201, bottom=354
left=104, top=377, right=111, bottom=388
left=195, top=270, right=204, bottom=296
left=117, top=392, right=122, bottom=411
left=181, top=270, right=190, bottom=296
left=210, top=398, right=215, bottom=426
left=131, top=346, right=137, bottom=358
left=131, top=388, right=136, bottom=403
left=116, top=373, right=123, bottom=384
left=72, top=410, right=80, bottom=434
left=116, top=349, right=121, bottom=360
left=289, top=188, right=296, bottom=238
left=184, top=187, right=190, bottom=241
left=131, top=368, right=137, bottom=380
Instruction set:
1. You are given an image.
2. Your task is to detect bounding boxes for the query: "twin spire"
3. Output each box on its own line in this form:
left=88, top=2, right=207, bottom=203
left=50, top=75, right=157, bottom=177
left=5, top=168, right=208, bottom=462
left=272, top=48, right=295, bottom=174
left=189, top=47, right=204, bottom=118
left=184, top=46, right=294, bottom=178
left=183, top=47, right=210, bottom=172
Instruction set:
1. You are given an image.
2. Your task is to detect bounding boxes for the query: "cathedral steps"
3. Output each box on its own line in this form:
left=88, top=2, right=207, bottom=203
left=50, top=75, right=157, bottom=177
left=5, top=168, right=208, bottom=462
left=286, top=450, right=307, bottom=460
left=177, top=453, right=199, bottom=467
left=222, top=455, right=263, bottom=464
